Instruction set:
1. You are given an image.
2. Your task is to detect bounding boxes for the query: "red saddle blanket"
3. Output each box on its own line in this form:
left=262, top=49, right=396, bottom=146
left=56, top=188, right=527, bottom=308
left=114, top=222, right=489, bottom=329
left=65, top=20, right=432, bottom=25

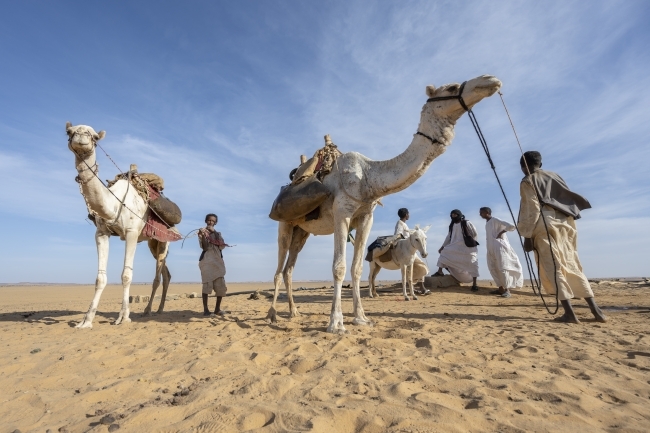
left=143, top=186, right=182, bottom=242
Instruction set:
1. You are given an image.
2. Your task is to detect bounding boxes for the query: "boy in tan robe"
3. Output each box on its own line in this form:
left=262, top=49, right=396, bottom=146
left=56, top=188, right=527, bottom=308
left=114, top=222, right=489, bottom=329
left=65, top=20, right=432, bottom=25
left=518, top=151, right=606, bottom=324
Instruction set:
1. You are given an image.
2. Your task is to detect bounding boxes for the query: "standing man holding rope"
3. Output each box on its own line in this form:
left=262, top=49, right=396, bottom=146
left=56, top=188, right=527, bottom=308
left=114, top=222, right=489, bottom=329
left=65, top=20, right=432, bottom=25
left=198, top=213, right=229, bottom=317
left=518, top=151, right=606, bottom=323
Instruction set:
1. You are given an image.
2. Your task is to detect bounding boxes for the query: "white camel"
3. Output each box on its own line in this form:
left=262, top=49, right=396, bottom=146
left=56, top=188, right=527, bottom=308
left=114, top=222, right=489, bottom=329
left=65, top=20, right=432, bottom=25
left=269, top=75, right=502, bottom=333
left=368, top=225, right=430, bottom=301
left=66, top=122, right=172, bottom=328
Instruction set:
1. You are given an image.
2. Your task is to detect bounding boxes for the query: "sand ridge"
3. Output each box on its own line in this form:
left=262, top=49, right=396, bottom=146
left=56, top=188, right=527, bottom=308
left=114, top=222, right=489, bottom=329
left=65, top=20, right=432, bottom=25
left=1, top=280, right=649, bottom=432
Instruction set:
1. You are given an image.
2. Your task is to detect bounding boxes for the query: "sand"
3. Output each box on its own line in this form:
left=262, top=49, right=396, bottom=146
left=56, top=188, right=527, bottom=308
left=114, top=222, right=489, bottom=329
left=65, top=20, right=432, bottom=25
left=1, top=279, right=649, bottom=433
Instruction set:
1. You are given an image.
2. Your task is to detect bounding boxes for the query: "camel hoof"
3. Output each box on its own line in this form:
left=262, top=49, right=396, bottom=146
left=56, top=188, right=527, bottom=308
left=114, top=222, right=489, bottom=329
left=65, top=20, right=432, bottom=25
left=326, top=326, right=348, bottom=335
left=289, top=309, right=301, bottom=319
left=265, top=307, right=278, bottom=324
left=114, top=316, right=131, bottom=325
left=352, top=317, right=373, bottom=327
left=413, top=295, right=418, bottom=301
left=75, top=321, right=92, bottom=329
left=404, top=297, right=410, bottom=301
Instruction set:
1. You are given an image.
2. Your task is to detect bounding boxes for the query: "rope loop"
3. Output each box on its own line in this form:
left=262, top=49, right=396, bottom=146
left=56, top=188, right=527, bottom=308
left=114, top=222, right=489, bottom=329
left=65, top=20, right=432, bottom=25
left=466, top=93, right=560, bottom=315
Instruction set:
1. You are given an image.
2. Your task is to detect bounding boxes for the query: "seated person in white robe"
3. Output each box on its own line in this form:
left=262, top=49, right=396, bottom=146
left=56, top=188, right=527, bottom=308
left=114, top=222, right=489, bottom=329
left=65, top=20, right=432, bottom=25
left=434, top=209, right=480, bottom=291
left=518, top=151, right=606, bottom=324
left=479, top=206, right=523, bottom=298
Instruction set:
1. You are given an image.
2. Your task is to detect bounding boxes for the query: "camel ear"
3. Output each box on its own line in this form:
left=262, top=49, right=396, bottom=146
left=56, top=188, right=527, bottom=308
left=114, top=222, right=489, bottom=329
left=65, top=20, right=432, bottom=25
left=422, top=224, right=431, bottom=233
left=95, top=130, right=106, bottom=141
left=426, top=85, right=436, bottom=98
left=66, top=122, right=73, bottom=135
left=414, top=224, right=420, bottom=230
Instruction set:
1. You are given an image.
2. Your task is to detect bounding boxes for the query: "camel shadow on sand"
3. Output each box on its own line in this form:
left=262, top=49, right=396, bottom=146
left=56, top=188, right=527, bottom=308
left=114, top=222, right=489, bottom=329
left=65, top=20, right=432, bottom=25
left=0, top=309, right=237, bottom=327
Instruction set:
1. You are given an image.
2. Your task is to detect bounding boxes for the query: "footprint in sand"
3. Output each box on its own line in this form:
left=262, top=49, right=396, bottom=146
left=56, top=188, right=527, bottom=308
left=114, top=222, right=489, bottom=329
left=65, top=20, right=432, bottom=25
left=237, top=410, right=275, bottom=430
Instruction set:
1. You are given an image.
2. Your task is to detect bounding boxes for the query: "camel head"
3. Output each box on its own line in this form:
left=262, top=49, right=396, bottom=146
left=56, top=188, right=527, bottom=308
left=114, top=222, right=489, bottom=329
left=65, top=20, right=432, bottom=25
left=66, top=122, right=105, bottom=158
left=409, top=224, right=430, bottom=258
left=423, top=75, right=502, bottom=124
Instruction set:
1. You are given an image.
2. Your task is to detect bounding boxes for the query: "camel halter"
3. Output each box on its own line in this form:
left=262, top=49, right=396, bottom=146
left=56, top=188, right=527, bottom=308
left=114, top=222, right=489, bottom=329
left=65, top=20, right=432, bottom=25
left=69, top=131, right=100, bottom=184
left=415, top=81, right=469, bottom=144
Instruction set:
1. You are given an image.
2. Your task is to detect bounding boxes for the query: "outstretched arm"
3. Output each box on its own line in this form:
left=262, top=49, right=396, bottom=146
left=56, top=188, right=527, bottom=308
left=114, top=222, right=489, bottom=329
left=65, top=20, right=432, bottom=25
left=493, top=217, right=515, bottom=238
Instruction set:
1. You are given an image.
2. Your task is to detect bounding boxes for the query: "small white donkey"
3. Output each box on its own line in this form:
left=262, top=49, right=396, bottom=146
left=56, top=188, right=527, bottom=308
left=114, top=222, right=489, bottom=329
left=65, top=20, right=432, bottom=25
left=368, top=225, right=430, bottom=301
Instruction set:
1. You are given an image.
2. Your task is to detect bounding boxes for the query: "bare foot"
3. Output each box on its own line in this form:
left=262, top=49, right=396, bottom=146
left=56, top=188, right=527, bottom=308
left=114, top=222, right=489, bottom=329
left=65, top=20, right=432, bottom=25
left=553, top=314, right=580, bottom=324
left=592, top=310, right=607, bottom=322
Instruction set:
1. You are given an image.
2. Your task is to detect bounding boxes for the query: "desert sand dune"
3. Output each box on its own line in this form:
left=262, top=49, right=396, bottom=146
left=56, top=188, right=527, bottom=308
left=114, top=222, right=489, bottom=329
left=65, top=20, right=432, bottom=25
left=1, top=280, right=649, bottom=432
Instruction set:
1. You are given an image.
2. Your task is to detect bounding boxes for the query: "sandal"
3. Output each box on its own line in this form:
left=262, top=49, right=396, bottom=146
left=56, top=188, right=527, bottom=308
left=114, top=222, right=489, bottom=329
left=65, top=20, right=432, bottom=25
left=431, top=271, right=445, bottom=277
left=470, top=285, right=479, bottom=292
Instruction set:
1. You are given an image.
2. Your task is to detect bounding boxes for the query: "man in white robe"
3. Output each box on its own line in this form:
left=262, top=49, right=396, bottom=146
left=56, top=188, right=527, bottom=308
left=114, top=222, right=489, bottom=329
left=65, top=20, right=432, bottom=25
left=479, top=207, right=523, bottom=298
left=434, top=209, right=480, bottom=291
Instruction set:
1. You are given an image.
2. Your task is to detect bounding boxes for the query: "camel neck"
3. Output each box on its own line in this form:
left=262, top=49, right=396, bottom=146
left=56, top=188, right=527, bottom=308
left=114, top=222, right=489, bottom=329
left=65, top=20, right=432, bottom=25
left=366, top=106, right=455, bottom=196
left=75, top=151, right=119, bottom=221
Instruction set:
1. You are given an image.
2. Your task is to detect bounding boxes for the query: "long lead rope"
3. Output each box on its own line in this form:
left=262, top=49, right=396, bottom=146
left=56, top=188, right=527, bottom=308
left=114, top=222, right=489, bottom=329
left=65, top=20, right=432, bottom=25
left=463, top=94, right=560, bottom=314
left=496, top=92, right=562, bottom=314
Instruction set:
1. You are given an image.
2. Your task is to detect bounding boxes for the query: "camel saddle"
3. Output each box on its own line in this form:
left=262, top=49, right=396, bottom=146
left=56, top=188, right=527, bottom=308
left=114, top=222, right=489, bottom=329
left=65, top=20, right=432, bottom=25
left=106, top=171, right=182, bottom=227
left=269, top=177, right=330, bottom=222
left=269, top=135, right=342, bottom=223
left=365, top=236, right=395, bottom=263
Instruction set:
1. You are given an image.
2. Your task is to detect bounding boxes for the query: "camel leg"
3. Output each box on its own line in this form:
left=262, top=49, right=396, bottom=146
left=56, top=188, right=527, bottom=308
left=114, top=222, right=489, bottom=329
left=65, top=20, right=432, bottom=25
left=326, top=214, right=350, bottom=334
left=283, top=226, right=310, bottom=319
left=77, top=230, right=110, bottom=329
left=267, top=222, right=292, bottom=323
left=144, top=239, right=162, bottom=315
left=159, top=261, right=171, bottom=313
left=368, top=261, right=381, bottom=298
left=156, top=242, right=170, bottom=314
left=409, top=264, right=418, bottom=300
left=115, top=230, right=139, bottom=325
left=350, top=213, right=372, bottom=326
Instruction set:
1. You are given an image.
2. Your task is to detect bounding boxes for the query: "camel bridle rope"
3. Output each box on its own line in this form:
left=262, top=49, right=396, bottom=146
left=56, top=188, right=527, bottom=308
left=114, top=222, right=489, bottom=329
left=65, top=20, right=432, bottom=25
left=424, top=83, right=561, bottom=315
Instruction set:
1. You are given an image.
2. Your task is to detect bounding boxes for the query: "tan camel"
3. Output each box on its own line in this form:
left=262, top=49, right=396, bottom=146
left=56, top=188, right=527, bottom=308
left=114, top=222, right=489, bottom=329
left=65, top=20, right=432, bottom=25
left=269, top=75, right=502, bottom=333
left=67, top=122, right=173, bottom=328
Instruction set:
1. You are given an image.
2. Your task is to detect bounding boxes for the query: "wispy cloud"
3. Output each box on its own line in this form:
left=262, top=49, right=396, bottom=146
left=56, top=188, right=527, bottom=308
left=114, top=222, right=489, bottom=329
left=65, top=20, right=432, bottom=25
left=0, top=0, right=648, bottom=283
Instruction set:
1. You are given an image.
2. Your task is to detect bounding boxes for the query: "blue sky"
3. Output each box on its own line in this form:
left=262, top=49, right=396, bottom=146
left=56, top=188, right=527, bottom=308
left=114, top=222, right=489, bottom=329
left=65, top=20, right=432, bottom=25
left=0, top=1, right=648, bottom=284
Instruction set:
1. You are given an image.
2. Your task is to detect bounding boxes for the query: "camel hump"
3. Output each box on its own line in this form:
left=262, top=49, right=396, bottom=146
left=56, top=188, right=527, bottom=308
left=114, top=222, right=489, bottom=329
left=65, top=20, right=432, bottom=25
left=139, top=173, right=165, bottom=191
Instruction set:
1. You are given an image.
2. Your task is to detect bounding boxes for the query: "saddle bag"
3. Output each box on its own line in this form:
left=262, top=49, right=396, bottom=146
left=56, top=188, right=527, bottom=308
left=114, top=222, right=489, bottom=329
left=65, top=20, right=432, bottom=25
left=149, top=194, right=182, bottom=226
left=269, top=176, right=331, bottom=222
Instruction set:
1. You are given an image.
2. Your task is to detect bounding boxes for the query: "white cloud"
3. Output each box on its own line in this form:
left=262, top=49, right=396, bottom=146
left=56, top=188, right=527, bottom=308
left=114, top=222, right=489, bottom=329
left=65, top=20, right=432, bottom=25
left=1, top=0, right=648, bottom=282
